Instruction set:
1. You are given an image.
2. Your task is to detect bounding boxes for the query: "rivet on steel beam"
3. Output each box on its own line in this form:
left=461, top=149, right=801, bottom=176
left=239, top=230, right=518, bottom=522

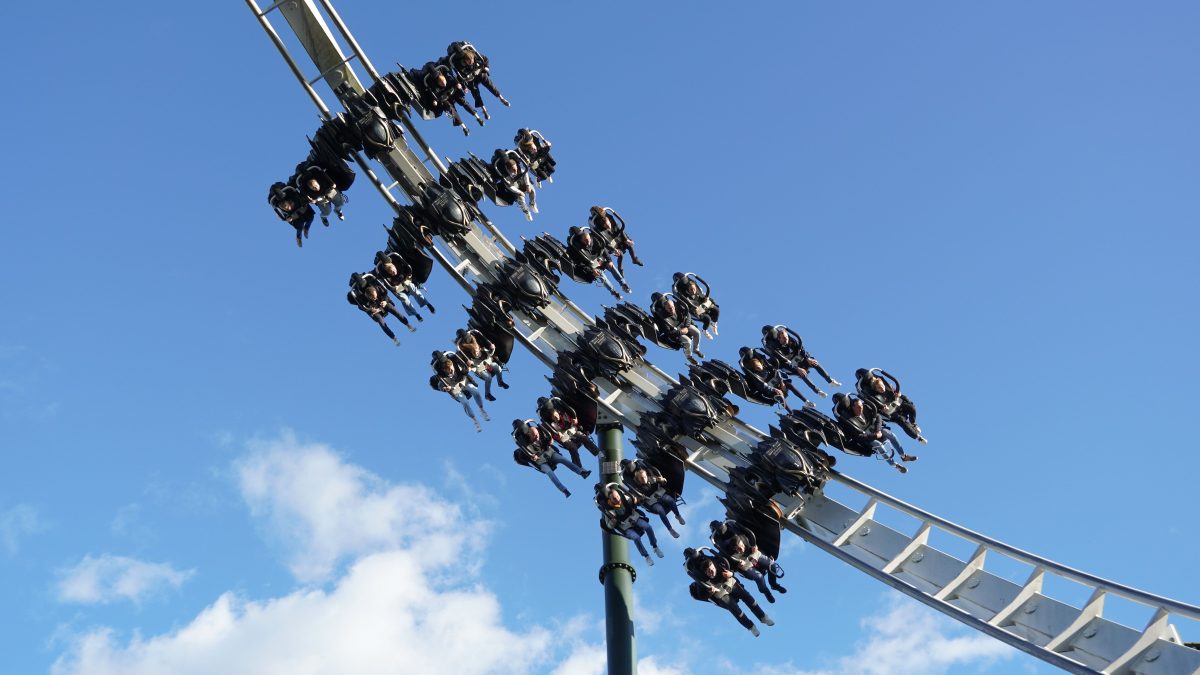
left=910, top=552, right=924, bottom=563
left=858, top=526, right=871, bottom=537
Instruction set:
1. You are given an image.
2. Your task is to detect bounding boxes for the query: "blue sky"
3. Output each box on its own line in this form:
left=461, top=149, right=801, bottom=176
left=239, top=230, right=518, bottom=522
left=2, top=2, right=1198, bottom=674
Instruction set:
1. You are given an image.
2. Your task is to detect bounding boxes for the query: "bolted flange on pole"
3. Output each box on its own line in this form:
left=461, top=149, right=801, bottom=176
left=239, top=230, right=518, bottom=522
left=596, top=412, right=637, bottom=675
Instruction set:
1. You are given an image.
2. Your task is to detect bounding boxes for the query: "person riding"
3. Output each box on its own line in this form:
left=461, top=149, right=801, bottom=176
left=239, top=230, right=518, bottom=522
left=855, top=367, right=926, bottom=444
left=373, top=250, right=436, bottom=321
left=621, top=459, right=685, bottom=538
left=414, top=61, right=479, bottom=135
left=296, top=162, right=348, bottom=226
left=761, top=325, right=841, bottom=398
left=536, top=396, right=598, bottom=466
left=650, top=292, right=704, bottom=363
left=514, top=128, right=555, bottom=184
left=490, top=149, right=537, bottom=220
left=589, top=206, right=643, bottom=277
left=672, top=272, right=719, bottom=338
left=513, top=419, right=591, bottom=498
left=597, top=483, right=663, bottom=566
left=738, top=347, right=811, bottom=410
left=430, top=350, right=489, bottom=431
left=683, top=547, right=774, bottom=637
left=346, top=272, right=414, bottom=346
left=831, top=393, right=916, bottom=473
left=709, top=519, right=787, bottom=603
left=455, top=328, right=508, bottom=401
left=567, top=226, right=627, bottom=299
left=445, top=42, right=510, bottom=119
left=268, top=182, right=315, bottom=248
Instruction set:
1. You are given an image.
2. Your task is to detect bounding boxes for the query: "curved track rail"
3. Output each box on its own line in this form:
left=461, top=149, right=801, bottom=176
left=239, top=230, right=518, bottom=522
left=245, top=2, right=1200, bottom=672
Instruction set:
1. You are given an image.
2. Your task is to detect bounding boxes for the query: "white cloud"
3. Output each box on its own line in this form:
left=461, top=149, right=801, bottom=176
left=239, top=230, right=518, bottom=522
left=550, top=641, right=687, bottom=675
left=756, top=594, right=1016, bottom=675
left=235, top=431, right=486, bottom=583
left=52, top=550, right=552, bottom=675
left=56, top=555, right=193, bottom=605
left=0, top=503, right=43, bottom=555
left=52, top=433, right=553, bottom=675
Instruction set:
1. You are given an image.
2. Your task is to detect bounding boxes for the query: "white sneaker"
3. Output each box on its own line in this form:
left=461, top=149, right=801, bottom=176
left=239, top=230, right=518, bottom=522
left=392, top=337, right=402, bottom=347
left=653, top=546, right=664, bottom=558
left=761, top=615, right=775, bottom=627
left=643, top=555, right=655, bottom=567
left=830, top=379, right=843, bottom=387
left=480, top=409, right=491, bottom=422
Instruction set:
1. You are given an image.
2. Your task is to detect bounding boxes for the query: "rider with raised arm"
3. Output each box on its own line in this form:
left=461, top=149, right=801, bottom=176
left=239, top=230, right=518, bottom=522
left=683, top=547, right=775, bottom=637
left=430, top=351, right=489, bottom=431
left=831, top=393, right=916, bottom=473
left=710, top=519, right=787, bottom=603
left=347, top=272, right=414, bottom=346
left=856, top=368, right=926, bottom=444
left=598, top=483, right=663, bottom=566
left=761, top=325, right=841, bottom=398
left=513, top=419, right=591, bottom=498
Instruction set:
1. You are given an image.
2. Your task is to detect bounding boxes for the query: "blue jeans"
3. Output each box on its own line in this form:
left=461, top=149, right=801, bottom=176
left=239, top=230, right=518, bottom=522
left=871, top=429, right=905, bottom=463
left=645, top=496, right=681, bottom=535
left=617, top=517, right=659, bottom=557
left=317, top=191, right=348, bottom=219
left=452, top=384, right=483, bottom=419
left=536, top=451, right=586, bottom=495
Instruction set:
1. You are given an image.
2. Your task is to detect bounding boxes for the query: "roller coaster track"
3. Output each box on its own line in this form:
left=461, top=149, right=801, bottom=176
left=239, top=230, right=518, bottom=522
left=245, top=2, right=1200, bottom=672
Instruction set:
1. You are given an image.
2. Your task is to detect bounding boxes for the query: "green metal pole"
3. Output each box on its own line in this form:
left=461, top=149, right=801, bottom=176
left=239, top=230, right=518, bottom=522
left=597, top=419, right=637, bottom=675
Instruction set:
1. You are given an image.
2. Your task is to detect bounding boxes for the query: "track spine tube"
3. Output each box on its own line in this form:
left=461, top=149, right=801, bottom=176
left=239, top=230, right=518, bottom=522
left=598, top=420, right=637, bottom=675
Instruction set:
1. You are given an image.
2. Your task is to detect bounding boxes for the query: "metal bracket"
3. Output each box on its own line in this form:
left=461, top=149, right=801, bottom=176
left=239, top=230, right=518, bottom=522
left=598, top=561, right=637, bottom=585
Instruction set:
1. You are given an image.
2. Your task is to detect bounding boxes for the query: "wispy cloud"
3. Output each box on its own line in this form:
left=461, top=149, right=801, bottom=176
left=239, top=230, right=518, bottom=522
left=755, top=593, right=1016, bottom=675
left=550, top=641, right=688, bottom=675
left=1, top=503, right=44, bottom=555
left=56, top=555, right=193, bottom=605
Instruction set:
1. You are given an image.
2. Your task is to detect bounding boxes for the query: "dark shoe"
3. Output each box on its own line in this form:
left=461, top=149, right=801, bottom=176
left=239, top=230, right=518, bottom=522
left=581, top=469, right=592, bottom=479
left=485, top=393, right=497, bottom=402
left=562, top=489, right=571, bottom=498
left=499, top=381, right=510, bottom=389
left=499, top=96, right=511, bottom=107
left=336, top=211, right=345, bottom=221
left=771, top=583, right=787, bottom=594
left=900, top=453, right=918, bottom=462
left=427, top=304, right=437, bottom=314
left=895, top=464, right=908, bottom=474
left=765, top=591, right=776, bottom=604
left=675, top=515, right=686, bottom=525
left=321, top=217, right=330, bottom=227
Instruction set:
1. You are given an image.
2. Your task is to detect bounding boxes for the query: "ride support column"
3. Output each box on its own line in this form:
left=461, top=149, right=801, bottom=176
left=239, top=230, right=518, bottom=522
left=597, top=416, right=637, bottom=675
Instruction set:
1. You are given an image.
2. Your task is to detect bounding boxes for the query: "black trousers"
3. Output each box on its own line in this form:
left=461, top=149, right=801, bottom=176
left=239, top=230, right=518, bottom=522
left=711, top=582, right=767, bottom=630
